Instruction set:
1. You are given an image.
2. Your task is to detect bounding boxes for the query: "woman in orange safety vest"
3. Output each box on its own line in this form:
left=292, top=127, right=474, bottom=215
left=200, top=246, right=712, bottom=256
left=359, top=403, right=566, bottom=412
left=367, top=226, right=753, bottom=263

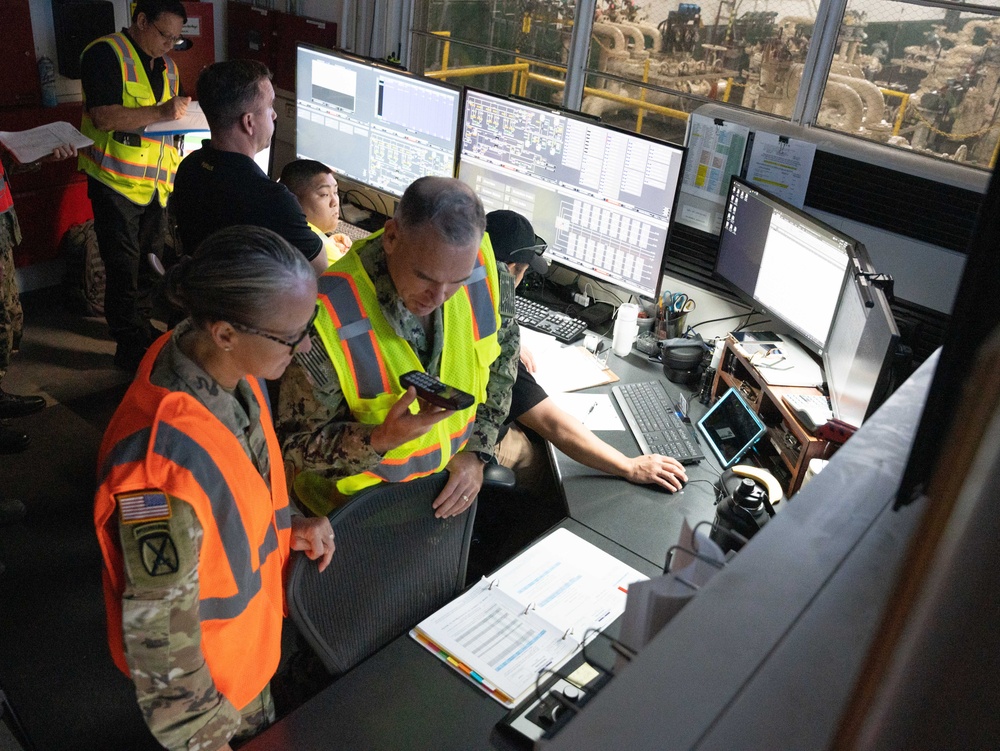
left=94, top=226, right=335, bottom=751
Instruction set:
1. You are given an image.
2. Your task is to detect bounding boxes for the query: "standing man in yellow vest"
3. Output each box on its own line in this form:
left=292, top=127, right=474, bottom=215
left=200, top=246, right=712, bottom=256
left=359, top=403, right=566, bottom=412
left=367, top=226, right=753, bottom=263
left=79, top=0, right=191, bottom=373
left=277, top=177, right=519, bottom=518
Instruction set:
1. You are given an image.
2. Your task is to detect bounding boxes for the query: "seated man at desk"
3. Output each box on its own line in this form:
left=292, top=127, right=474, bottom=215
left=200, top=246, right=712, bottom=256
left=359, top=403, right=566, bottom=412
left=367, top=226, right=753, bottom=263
left=279, top=159, right=353, bottom=266
left=171, top=60, right=327, bottom=275
left=276, top=177, right=518, bottom=518
left=487, top=210, right=687, bottom=493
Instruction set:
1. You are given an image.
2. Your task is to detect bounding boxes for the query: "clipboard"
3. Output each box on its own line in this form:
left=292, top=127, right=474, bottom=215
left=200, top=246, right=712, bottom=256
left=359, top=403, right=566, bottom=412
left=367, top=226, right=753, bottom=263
left=144, top=101, right=210, bottom=135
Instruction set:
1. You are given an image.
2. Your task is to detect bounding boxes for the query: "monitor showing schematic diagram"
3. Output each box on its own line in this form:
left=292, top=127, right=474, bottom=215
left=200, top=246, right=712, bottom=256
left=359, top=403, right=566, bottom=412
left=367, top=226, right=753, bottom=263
left=295, top=45, right=462, bottom=198
left=457, top=89, right=686, bottom=301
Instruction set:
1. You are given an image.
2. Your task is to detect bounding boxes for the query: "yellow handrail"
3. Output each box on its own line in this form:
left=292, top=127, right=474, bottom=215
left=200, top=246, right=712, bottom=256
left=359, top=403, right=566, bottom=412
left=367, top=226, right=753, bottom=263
left=423, top=58, right=690, bottom=127
left=424, top=62, right=530, bottom=88
left=430, top=30, right=451, bottom=72
left=880, top=88, right=910, bottom=137
left=636, top=58, right=651, bottom=133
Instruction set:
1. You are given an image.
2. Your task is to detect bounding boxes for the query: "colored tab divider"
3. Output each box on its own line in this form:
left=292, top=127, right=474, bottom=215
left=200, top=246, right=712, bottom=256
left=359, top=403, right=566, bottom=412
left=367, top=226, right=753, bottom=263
left=410, top=629, right=515, bottom=706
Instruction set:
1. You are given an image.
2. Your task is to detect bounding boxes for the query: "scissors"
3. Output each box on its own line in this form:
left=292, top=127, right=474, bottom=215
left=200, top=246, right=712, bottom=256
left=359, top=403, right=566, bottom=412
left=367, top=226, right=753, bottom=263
left=669, top=293, right=688, bottom=313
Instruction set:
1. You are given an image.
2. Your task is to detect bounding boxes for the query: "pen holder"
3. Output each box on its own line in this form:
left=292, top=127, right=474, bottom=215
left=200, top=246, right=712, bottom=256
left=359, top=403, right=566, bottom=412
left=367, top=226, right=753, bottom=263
left=657, top=312, right=688, bottom=340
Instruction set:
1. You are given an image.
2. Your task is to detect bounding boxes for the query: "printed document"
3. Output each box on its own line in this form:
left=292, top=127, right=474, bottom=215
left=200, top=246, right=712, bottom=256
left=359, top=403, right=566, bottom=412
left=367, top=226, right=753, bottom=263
left=411, top=528, right=648, bottom=706
left=0, top=122, right=92, bottom=165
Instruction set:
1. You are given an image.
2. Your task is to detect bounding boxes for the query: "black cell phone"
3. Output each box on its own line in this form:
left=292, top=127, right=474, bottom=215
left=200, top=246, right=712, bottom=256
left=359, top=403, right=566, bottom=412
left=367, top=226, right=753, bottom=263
left=400, top=370, right=474, bottom=411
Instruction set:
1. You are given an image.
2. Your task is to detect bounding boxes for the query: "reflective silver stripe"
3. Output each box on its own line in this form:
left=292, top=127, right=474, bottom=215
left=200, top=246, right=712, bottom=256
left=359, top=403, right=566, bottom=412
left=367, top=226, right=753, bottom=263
left=275, top=505, right=291, bottom=530
left=108, top=35, right=139, bottom=84
left=374, top=446, right=444, bottom=483
left=258, top=524, right=278, bottom=562
left=338, top=318, right=372, bottom=341
left=318, top=274, right=388, bottom=399
left=465, top=254, right=497, bottom=340
left=99, top=426, right=152, bottom=481
left=102, top=423, right=283, bottom=622
left=85, top=149, right=149, bottom=179
left=449, top=419, right=475, bottom=454
left=164, top=57, right=179, bottom=94
left=369, top=416, right=473, bottom=483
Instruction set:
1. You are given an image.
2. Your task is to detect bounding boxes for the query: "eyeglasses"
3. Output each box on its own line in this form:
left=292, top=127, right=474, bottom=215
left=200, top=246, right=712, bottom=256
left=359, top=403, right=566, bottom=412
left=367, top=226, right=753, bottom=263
left=150, top=20, right=183, bottom=45
left=520, top=243, right=547, bottom=256
left=229, top=307, right=318, bottom=354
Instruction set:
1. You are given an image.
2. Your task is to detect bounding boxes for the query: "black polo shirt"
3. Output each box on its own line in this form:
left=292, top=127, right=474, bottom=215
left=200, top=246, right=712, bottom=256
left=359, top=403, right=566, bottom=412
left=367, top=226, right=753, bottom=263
left=497, top=360, right=550, bottom=443
left=171, top=142, right=323, bottom=261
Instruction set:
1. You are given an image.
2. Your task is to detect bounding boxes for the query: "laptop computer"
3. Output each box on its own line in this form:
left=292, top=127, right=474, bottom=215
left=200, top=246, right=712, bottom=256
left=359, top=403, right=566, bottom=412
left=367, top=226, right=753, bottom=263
left=696, top=387, right=767, bottom=468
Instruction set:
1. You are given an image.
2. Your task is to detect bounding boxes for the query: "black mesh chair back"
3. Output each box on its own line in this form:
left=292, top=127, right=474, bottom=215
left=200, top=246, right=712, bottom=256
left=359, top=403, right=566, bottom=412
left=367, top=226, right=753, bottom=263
left=286, top=471, right=477, bottom=676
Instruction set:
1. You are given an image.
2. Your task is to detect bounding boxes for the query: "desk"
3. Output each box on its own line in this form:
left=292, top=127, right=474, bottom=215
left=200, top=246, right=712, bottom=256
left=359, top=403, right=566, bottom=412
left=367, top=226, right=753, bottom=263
left=552, top=346, right=724, bottom=568
left=243, top=343, right=720, bottom=750
left=241, top=520, right=660, bottom=751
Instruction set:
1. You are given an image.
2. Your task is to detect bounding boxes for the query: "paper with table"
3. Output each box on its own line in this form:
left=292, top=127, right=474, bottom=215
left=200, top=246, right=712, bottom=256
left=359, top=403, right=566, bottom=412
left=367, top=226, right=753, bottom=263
left=144, top=101, right=210, bottom=135
left=519, top=327, right=618, bottom=394
left=548, top=392, right=623, bottom=431
left=0, top=122, right=93, bottom=165
left=410, top=528, right=648, bottom=707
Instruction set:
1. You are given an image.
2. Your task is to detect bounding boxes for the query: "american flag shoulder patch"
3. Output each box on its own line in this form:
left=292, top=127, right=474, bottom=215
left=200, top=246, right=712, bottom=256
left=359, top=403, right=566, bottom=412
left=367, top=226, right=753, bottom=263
left=116, top=491, right=172, bottom=524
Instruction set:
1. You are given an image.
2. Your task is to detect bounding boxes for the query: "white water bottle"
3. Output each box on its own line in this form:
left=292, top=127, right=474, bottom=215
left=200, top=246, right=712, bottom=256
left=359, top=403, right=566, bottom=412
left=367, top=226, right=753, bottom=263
left=612, top=302, right=639, bottom=357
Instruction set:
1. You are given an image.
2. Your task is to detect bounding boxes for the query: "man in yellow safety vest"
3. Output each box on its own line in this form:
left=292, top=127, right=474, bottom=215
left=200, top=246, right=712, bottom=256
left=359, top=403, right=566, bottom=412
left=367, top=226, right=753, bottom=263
left=79, top=0, right=191, bottom=372
left=277, top=177, right=519, bottom=519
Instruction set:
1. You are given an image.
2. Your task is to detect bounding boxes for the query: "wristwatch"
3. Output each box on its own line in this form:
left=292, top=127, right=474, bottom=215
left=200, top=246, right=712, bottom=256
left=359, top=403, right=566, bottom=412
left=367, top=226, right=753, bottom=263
left=472, top=450, right=494, bottom=465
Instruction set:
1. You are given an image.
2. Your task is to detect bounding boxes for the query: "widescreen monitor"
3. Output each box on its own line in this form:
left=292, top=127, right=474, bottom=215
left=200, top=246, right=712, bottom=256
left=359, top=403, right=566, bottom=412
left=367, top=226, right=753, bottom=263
left=295, top=45, right=462, bottom=199
left=715, top=178, right=853, bottom=355
left=458, top=89, right=686, bottom=301
left=822, top=244, right=900, bottom=428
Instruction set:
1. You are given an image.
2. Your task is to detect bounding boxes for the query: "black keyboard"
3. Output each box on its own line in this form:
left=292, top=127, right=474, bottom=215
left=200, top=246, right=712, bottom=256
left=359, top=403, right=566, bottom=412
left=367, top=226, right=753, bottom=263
left=514, top=296, right=587, bottom=344
left=612, top=381, right=704, bottom=464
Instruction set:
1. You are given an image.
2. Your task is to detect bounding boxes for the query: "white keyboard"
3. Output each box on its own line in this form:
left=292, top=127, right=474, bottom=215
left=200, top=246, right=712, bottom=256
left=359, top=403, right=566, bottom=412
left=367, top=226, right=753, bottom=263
left=782, top=393, right=833, bottom=433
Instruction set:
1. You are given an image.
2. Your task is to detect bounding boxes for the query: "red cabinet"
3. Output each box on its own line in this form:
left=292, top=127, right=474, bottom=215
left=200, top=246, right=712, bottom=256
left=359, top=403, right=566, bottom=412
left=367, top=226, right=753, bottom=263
left=227, top=1, right=338, bottom=94
left=170, top=2, right=218, bottom=93
left=1, top=0, right=42, bottom=107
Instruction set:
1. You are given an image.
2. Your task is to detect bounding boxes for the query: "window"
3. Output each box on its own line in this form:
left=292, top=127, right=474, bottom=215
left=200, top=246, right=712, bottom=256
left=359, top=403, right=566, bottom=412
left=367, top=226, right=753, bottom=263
left=815, top=0, right=1000, bottom=170
left=411, top=0, right=575, bottom=102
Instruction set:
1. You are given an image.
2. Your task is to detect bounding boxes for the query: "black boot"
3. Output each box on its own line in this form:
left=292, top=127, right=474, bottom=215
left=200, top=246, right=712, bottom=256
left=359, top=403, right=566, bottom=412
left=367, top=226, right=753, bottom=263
left=0, top=425, right=29, bottom=454
left=0, top=387, right=46, bottom=419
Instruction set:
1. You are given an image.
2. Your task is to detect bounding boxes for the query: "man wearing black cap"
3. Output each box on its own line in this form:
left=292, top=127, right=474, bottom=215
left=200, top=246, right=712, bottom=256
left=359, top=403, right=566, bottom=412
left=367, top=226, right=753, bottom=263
left=486, top=209, right=688, bottom=492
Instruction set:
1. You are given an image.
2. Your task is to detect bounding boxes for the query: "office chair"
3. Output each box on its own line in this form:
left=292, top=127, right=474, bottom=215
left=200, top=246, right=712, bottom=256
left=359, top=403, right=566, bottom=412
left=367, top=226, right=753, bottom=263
left=287, top=466, right=514, bottom=676
left=0, top=683, right=36, bottom=751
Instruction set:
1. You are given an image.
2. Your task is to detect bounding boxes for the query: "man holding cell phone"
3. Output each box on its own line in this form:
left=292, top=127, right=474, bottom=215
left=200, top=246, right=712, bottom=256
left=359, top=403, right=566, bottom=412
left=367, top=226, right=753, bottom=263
left=276, top=177, right=519, bottom=519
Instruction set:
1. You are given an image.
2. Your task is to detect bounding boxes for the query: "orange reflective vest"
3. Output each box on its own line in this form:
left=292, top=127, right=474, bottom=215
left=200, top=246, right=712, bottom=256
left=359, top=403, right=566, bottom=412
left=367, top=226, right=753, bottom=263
left=0, top=160, right=13, bottom=215
left=93, top=335, right=291, bottom=710
left=78, top=33, right=180, bottom=207
left=310, top=231, right=501, bottom=497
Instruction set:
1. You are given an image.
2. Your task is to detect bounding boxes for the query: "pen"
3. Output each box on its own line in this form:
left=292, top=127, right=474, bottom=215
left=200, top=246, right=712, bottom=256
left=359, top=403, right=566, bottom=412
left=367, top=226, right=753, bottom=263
left=586, top=401, right=598, bottom=418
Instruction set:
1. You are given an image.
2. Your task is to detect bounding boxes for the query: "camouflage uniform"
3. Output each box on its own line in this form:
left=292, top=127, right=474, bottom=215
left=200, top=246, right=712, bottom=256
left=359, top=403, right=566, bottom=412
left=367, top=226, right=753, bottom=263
left=118, top=320, right=276, bottom=750
left=0, top=201, right=23, bottom=380
left=277, top=233, right=518, bottom=494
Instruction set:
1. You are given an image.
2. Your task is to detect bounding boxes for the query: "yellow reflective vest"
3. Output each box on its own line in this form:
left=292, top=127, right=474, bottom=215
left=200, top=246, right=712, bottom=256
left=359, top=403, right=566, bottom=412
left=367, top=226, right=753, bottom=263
left=310, top=231, right=501, bottom=498
left=78, top=32, right=180, bottom=207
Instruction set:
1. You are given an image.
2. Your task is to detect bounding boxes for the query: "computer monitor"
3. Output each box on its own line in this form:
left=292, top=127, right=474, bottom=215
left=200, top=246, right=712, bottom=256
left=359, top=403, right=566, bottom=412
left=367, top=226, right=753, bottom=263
left=822, top=244, right=900, bottom=428
left=457, top=89, right=686, bottom=301
left=715, top=177, right=853, bottom=355
left=294, top=45, right=462, bottom=199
